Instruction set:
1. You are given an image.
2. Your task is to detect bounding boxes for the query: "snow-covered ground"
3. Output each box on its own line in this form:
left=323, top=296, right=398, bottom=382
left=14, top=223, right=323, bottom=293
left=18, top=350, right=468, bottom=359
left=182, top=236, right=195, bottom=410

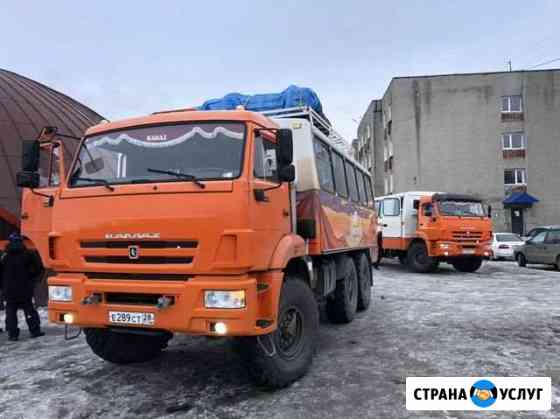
left=0, top=261, right=558, bottom=418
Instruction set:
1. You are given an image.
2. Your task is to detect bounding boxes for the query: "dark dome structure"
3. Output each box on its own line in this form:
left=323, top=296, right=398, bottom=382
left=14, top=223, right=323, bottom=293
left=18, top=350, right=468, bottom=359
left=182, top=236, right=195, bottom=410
left=0, top=69, right=104, bottom=236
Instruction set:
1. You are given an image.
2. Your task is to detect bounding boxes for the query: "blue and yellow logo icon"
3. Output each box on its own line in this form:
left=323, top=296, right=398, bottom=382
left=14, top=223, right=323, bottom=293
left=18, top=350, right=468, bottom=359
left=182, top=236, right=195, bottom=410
left=470, top=380, right=498, bottom=408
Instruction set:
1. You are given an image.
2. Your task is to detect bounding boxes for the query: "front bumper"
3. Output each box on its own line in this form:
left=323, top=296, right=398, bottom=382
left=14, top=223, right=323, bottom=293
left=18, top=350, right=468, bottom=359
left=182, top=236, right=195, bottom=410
left=429, top=241, right=492, bottom=259
left=48, top=272, right=282, bottom=336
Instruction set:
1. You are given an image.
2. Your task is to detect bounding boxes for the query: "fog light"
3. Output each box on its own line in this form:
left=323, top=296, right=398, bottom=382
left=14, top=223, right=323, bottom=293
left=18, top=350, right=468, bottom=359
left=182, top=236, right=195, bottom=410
left=484, top=251, right=489, bottom=256
left=63, top=313, right=75, bottom=324
left=204, top=290, right=245, bottom=309
left=444, top=251, right=449, bottom=256
left=49, top=286, right=72, bottom=302
left=214, top=322, right=228, bottom=335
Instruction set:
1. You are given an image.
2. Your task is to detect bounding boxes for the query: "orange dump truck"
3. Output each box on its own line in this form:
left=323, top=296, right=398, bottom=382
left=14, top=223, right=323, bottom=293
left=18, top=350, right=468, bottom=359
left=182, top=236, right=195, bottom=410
left=375, top=191, right=493, bottom=273
left=16, top=106, right=378, bottom=388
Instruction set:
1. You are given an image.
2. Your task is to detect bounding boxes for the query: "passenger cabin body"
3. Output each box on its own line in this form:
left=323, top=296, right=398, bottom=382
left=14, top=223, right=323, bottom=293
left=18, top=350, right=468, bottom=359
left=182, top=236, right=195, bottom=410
left=375, top=191, right=492, bottom=273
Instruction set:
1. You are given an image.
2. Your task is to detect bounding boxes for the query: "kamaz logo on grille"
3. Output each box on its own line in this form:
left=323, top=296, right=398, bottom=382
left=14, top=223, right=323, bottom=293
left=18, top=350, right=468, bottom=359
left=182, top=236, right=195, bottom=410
left=105, top=233, right=160, bottom=240
left=128, top=245, right=140, bottom=260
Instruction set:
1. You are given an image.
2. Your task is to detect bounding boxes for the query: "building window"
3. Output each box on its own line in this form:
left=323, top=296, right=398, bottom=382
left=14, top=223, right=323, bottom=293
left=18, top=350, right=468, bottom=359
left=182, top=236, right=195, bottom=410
left=501, top=95, right=522, bottom=113
left=504, top=168, right=526, bottom=185
left=502, top=132, right=525, bottom=150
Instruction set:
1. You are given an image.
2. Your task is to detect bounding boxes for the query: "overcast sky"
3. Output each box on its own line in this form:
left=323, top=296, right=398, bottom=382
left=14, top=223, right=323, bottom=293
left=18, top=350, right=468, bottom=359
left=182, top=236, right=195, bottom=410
left=3, top=1, right=559, bottom=140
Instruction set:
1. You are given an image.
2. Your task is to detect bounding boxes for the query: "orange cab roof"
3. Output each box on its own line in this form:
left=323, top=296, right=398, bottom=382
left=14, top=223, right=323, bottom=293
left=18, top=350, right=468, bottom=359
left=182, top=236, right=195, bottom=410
left=85, top=110, right=277, bottom=136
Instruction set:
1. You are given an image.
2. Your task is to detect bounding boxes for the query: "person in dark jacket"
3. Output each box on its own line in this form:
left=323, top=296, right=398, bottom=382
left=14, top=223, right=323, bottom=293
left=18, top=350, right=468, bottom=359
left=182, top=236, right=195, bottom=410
left=1, top=233, right=45, bottom=341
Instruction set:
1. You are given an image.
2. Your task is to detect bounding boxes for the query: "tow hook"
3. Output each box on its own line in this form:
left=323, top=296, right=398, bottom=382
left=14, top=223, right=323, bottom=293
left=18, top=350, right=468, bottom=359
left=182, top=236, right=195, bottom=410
left=156, top=296, right=174, bottom=310
left=257, top=333, right=277, bottom=357
left=81, top=293, right=102, bottom=305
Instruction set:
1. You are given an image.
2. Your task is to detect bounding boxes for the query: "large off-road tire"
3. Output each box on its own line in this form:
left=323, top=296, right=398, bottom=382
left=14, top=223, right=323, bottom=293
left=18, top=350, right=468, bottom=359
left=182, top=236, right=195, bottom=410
left=84, top=328, right=172, bottom=364
left=407, top=242, right=438, bottom=273
left=516, top=253, right=527, bottom=267
left=355, top=253, right=372, bottom=311
left=235, top=277, right=318, bottom=389
left=326, top=256, right=359, bottom=323
left=451, top=257, right=483, bottom=273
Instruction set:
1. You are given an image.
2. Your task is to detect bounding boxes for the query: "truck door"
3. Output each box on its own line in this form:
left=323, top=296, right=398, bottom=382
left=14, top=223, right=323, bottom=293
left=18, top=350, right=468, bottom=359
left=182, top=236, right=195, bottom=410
left=249, top=131, right=290, bottom=269
left=381, top=197, right=402, bottom=243
left=20, top=142, right=61, bottom=257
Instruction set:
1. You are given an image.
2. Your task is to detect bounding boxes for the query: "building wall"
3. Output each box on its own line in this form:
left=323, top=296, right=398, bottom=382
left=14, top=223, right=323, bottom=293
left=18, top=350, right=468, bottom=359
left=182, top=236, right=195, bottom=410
left=358, top=69, right=560, bottom=233
left=355, top=99, right=384, bottom=195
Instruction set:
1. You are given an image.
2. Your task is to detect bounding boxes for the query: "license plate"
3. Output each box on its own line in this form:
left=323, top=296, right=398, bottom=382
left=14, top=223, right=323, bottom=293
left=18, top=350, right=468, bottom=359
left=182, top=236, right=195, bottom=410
left=462, top=249, right=476, bottom=255
left=108, top=311, right=155, bottom=326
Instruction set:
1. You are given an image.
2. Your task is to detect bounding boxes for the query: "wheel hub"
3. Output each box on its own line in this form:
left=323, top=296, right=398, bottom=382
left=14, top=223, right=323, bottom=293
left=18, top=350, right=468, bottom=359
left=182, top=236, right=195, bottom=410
left=276, top=306, right=304, bottom=359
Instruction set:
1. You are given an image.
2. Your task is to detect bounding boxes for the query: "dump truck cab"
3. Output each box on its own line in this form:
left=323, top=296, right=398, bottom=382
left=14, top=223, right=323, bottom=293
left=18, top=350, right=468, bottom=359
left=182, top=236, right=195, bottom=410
left=17, top=105, right=378, bottom=388
left=376, top=191, right=492, bottom=273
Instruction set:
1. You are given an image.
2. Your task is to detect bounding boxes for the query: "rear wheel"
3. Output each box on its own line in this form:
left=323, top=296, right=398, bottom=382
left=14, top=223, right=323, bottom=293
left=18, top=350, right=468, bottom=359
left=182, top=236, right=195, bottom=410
left=516, top=253, right=527, bottom=267
left=355, top=253, right=372, bottom=312
left=84, top=328, right=172, bottom=364
left=326, top=256, right=358, bottom=323
left=452, top=257, right=483, bottom=273
left=555, top=256, right=560, bottom=271
left=407, top=242, right=438, bottom=273
left=235, top=276, right=318, bottom=389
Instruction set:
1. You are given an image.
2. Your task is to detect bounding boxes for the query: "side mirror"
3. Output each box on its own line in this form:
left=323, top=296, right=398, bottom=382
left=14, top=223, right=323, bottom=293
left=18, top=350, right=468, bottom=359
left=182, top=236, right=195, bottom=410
left=488, top=205, right=492, bottom=218
left=413, top=200, right=420, bottom=210
left=84, top=157, right=105, bottom=174
left=277, top=129, right=293, bottom=165
left=21, top=140, right=40, bottom=172
left=425, top=210, right=433, bottom=217
left=16, top=171, right=40, bottom=188
left=279, top=164, right=295, bottom=182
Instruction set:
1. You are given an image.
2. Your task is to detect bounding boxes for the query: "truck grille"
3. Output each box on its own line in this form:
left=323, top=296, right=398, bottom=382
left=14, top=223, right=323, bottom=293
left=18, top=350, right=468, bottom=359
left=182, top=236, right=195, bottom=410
left=85, top=272, right=190, bottom=281
left=84, top=256, right=193, bottom=264
left=452, top=231, right=483, bottom=242
left=80, top=240, right=197, bottom=249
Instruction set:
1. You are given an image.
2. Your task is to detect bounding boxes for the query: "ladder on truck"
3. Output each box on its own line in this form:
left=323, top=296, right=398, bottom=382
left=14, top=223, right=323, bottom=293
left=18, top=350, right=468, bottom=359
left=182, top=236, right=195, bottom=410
left=262, top=106, right=350, bottom=155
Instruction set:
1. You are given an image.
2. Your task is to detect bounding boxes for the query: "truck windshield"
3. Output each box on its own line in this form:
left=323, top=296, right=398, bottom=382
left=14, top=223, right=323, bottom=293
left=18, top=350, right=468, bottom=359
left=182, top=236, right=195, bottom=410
left=438, top=200, right=485, bottom=217
left=69, top=122, right=245, bottom=187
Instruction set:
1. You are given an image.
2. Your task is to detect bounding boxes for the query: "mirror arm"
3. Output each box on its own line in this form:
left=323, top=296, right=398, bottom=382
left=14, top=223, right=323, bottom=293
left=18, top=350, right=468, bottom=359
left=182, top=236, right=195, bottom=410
left=30, top=188, right=53, bottom=199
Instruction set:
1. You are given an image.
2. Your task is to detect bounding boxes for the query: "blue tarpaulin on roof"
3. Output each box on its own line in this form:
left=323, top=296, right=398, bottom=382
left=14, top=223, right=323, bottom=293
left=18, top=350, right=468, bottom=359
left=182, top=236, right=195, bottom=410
left=198, top=85, right=324, bottom=115
left=503, top=191, right=539, bottom=206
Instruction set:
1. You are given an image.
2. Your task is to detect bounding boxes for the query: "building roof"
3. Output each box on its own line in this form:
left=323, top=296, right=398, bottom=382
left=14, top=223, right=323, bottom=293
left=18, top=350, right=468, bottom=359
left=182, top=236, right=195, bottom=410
left=392, top=68, right=560, bottom=81
left=503, top=191, right=539, bottom=207
left=0, top=69, right=104, bottom=222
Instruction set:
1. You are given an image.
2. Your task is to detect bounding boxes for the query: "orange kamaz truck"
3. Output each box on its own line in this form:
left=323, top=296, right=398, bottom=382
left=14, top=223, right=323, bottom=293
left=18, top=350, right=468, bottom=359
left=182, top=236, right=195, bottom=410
left=375, top=191, right=492, bottom=273
left=16, top=106, right=378, bottom=388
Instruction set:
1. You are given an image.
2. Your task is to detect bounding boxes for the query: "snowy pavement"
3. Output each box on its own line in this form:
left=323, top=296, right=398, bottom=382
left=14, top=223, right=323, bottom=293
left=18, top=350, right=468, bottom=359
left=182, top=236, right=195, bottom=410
left=0, top=261, right=558, bottom=418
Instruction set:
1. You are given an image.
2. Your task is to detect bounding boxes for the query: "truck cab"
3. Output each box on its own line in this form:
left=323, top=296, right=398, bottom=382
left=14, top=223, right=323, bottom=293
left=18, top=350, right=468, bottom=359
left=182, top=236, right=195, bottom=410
left=376, top=192, right=492, bottom=273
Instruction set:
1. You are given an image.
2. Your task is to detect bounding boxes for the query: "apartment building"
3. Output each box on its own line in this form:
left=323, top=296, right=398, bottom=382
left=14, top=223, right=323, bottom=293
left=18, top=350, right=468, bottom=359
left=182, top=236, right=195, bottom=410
left=355, top=69, right=560, bottom=234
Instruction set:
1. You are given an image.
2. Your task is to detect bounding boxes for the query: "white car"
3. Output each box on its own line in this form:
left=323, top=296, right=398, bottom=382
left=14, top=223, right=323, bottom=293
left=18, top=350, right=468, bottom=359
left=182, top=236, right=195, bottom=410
left=491, top=233, right=525, bottom=260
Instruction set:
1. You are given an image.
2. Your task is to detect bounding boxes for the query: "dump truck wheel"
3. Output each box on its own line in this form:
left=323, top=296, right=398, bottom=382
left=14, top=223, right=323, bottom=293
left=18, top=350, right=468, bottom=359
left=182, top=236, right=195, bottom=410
left=326, top=256, right=358, bottom=323
left=407, top=242, right=438, bottom=273
left=516, top=253, right=527, bottom=267
left=355, top=253, right=372, bottom=311
left=84, top=328, right=172, bottom=364
left=452, top=257, right=483, bottom=273
left=235, top=276, right=318, bottom=389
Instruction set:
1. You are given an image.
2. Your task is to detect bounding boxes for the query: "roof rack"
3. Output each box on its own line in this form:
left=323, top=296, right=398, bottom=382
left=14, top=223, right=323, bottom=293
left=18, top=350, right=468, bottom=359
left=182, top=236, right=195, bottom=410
left=261, top=106, right=349, bottom=153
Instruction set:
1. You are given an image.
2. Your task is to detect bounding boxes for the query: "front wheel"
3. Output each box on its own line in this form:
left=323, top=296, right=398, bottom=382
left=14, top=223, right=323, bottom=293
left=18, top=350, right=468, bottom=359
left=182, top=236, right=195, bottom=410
left=84, top=328, right=172, bottom=364
left=236, top=276, right=318, bottom=389
left=452, top=257, right=483, bottom=273
left=407, top=242, right=438, bottom=273
left=516, top=253, right=527, bottom=267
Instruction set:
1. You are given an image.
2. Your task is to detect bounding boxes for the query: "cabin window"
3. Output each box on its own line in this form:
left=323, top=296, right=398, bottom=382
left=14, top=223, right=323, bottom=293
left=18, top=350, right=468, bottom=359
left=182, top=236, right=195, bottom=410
left=254, top=134, right=279, bottom=182
left=383, top=198, right=400, bottom=216
left=365, top=176, right=373, bottom=206
left=332, top=152, right=348, bottom=198
left=313, top=138, right=334, bottom=192
left=345, top=161, right=359, bottom=202
left=356, top=170, right=366, bottom=205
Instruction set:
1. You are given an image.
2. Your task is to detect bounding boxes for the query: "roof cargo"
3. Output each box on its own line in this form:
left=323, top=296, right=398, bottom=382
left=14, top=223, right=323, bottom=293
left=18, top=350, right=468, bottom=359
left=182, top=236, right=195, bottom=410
left=199, top=85, right=324, bottom=116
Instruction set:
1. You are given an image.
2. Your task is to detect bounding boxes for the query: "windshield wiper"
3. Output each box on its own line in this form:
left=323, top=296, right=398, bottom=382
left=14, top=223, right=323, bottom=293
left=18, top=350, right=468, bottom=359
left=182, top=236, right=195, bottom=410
left=73, top=177, right=115, bottom=191
left=147, top=168, right=206, bottom=189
